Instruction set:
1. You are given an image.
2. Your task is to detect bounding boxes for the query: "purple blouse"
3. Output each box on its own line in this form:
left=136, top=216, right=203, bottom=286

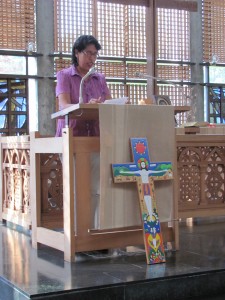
left=55, top=65, right=110, bottom=137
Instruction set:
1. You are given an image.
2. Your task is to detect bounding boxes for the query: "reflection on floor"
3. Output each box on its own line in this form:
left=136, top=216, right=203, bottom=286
left=1, top=218, right=225, bottom=300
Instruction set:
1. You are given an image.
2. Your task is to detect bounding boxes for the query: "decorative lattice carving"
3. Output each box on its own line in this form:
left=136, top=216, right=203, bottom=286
left=40, top=153, right=63, bottom=213
left=2, top=142, right=63, bottom=227
left=22, top=169, right=30, bottom=214
left=2, top=135, right=225, bottom=229
left=2, top=147, right=30, bottom=223
left=177, top=145, right=225, bottom=210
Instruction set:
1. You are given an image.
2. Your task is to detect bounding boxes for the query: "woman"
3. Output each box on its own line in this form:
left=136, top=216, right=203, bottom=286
left=56, top=35, right=111, bottom=228
left=55, top=35, right=111, bottom=137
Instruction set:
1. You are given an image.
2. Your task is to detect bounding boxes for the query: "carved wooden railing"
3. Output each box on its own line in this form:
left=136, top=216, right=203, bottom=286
left=2, top=129, right=225, bottom=229
left=176, top=129, right=225, bottom=218
left=0, top=135, right=31, bottom=228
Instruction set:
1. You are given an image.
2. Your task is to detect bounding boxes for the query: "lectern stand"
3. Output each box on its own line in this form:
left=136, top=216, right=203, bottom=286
left=30, top=104, right=178, bottom=262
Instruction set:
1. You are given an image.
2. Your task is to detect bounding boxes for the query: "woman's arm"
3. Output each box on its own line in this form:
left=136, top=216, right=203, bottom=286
left=58, top=93, right=73, bottom=110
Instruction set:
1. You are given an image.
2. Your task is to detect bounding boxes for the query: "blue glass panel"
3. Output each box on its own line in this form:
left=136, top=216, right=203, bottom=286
left=11, top=97, right=27, bottom=112
left=0, top=98, right=8, bottom=111
left=11, top=115, right=26, bottom=129
left=0, top=80, right=8, bottom=94
left=0, top=116, right=7, bottom=129
left=10, top=79, right=26, bottom=94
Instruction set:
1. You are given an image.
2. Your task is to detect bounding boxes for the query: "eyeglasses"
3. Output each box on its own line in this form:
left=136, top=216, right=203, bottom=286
left=82, top=50, right=99, bottom=58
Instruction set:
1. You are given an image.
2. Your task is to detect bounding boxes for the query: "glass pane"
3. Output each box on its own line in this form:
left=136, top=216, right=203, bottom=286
left=209, top=87, right=220, bottom=102
left=55, top=0, right=93, bottom=53
left=209, top=66, right=225, bottom=84
left=209, top=102, right=219, bottom=114
left=0, top=115, right=8, bottom=129
left=98, top=2, right=125, bottom=57
left=157, top=8, right=190, bottom=61
left=126, top=6, right=146, bottom=58
left=128, top=83, right=147, bottom=104
left=202, top=1, right=225, bottom=63
left=28, top=57, right=37, bottom=76
left=0, top=56, right=26, bottom=75
left=11, top=115, right=27, bottom=129
left=0, top=98, right=8, bottom=111
left=11, top=97, right=27, bottom=112
left=107, top=82, right=125, bottom=99
left=10, top=80, right=26, bottom=94
left=0, top=80, right=8, bottom=94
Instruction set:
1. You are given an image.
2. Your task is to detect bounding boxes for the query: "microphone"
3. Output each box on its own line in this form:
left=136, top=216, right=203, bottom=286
left=79, top=67, right=96, bottom=104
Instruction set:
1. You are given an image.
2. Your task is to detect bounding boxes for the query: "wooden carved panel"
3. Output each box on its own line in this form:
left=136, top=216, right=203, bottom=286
left=177, top=145, right=225, bottom=212
left=2, top=146, right=30, bottom=226
left=40, top=153, right=63, bottom=214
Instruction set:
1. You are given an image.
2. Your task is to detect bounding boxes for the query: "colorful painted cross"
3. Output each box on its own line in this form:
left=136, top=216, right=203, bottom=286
left=112, top=138, right=173, bottom=265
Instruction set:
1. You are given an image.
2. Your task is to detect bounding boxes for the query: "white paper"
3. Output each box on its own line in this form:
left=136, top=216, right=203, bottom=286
left=104, top=97, right=128, bottom=105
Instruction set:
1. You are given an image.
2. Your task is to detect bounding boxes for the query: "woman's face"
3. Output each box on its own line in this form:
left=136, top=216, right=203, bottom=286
left=76, top=44, right=98, bottom=74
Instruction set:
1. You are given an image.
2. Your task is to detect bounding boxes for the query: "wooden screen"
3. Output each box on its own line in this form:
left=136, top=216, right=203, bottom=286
left=54, top=0, right=147, bottom=102
left=202, top=0, right=225, bottom=123
left=202, top=0, right=225, bottom=63
left=156, top=7, right=192, bottom=124
left=0, top=0, right=35, bottom=136
left=54, top=0, right=93, bottom=53
left=0, top=0, right=36, bottom=50
left=157, top=8, right=190, bottom=61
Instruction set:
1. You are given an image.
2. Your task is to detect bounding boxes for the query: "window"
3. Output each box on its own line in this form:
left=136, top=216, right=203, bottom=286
left=0, top=79, right=28, bottom=136
left=54, top=0, right=148, bottom=103
left=207, top=66, right=225, bottom=123
left=0, top=0, right=36, bottom=135
left=0, top=0, right=36, bottom=51
left=54, top=0, right=197, bottom=117
left=202, top=0, right=225, bottom=123
left=156, top=7, right=193, bottom=125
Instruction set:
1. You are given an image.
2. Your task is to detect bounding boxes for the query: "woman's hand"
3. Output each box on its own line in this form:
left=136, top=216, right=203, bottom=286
left=89, top=96, right=101, bottom=104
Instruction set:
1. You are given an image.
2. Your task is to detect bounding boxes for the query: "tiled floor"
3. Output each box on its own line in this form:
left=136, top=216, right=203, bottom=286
left=1, top=219, right=225, bottom=299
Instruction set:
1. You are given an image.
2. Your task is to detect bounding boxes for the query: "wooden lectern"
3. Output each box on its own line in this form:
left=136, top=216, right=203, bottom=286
left=30, top=103, right=178, bottom=262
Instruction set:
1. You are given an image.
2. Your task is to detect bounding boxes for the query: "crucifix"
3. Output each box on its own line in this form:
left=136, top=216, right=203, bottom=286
left=112, top=137, right=173, bottom=264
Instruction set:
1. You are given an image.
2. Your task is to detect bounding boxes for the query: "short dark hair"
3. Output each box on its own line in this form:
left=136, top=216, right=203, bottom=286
left=72, top=35, right=101, bottom=66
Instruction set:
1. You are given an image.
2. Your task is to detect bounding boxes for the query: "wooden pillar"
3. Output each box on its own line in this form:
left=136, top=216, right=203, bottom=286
left=30, top=132, right=42, bottom=249
left=62, top=127, right=75, bottom=262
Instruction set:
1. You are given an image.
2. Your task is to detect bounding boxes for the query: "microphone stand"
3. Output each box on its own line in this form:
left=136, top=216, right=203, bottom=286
left=135, top=72, right=188, bottom=86
left=135, top=72, right=198, bottom=124
left=79, top=67, right=96, bottom=104
left=135, top=71, right=199, bottom=106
